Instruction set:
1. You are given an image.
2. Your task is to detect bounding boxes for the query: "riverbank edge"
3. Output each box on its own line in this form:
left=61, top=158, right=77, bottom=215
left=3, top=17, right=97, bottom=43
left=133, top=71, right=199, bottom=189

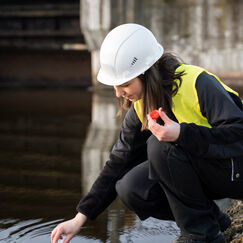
left=223, top=200, right=243, bottom=243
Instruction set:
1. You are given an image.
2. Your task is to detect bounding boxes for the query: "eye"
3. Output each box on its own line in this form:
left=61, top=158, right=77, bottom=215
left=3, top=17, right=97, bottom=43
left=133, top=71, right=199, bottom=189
left=122, top=84, right=129, bottom=87
left=121, top=82, right=130, bottom=87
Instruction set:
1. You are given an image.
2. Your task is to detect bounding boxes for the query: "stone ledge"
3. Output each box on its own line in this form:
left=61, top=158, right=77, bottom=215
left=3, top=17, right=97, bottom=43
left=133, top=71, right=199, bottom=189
left=223, top=200, right=243, bottom=243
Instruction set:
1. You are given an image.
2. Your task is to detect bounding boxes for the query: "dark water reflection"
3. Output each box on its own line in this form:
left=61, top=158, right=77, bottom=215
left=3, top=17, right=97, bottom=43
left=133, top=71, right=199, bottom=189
left=0, top=89, right=180, bottom=243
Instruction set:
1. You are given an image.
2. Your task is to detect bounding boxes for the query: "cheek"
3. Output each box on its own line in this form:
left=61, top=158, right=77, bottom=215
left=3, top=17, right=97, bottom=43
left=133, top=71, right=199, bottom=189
left=138, top=85, right=143, bottom=97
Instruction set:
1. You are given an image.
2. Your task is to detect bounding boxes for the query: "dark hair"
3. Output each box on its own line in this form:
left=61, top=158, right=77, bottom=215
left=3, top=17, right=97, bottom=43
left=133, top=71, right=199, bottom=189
left=116, top=52, right=184, bottom=130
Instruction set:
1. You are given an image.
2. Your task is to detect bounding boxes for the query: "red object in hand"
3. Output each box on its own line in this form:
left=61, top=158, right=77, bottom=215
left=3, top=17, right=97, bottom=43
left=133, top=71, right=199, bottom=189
left=149, top=110, right=160, bottom=119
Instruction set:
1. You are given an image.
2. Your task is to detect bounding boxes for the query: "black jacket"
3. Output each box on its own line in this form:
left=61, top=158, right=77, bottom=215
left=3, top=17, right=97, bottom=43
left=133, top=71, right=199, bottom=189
left=77, top=72, right=243, bottom=219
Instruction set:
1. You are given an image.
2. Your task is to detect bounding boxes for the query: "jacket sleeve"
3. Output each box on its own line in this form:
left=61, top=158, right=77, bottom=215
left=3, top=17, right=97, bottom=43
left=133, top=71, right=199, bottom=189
left=176, top=72, right=243, bottom=159
left=76, top=106, right=151, bottom=219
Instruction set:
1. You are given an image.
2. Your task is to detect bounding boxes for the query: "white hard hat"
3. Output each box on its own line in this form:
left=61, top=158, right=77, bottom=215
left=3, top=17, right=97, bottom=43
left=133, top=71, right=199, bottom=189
left=97, top=23, right=164, bottom=86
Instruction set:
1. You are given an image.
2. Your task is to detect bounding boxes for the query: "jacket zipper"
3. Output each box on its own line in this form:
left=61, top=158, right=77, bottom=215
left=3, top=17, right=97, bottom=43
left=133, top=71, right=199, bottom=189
left=231, top=158, right=234, bottom=181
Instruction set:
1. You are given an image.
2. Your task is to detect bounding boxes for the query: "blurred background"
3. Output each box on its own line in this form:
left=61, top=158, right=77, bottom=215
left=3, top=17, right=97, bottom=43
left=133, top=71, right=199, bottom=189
left=0, top=0, right=242, bottom=242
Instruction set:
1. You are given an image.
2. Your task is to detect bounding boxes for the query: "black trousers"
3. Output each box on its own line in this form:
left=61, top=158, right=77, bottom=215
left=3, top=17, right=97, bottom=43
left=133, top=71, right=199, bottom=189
left=116, top=135, right=243, bottom=240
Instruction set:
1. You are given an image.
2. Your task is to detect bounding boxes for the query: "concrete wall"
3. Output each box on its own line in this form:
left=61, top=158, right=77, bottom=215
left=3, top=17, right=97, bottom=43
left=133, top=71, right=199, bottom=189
left=80, top=0, right=243, bottom=86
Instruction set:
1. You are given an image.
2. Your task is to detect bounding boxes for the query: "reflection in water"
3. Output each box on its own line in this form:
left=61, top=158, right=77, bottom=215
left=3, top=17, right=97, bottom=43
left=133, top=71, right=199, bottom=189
left=81, top=90, right=121, bottom=194
left=0, top=89, right=179, bottom=243
left=0, top=89, right=92, bottom=241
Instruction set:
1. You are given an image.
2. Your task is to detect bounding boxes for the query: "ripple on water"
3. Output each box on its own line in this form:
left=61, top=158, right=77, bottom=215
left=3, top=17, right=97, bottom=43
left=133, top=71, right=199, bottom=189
left=0, top=212, right=179, bottom=243
left=0, top=218, right=63, bottom=243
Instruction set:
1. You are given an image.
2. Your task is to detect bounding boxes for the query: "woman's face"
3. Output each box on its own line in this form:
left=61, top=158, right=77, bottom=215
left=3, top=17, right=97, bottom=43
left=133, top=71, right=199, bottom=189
left=114, top=77, right=143, bottom=102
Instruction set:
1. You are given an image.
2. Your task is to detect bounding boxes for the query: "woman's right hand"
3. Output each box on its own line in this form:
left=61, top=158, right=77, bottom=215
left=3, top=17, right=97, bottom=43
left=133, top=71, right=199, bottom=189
left=51, top=213, right=87, bottom=243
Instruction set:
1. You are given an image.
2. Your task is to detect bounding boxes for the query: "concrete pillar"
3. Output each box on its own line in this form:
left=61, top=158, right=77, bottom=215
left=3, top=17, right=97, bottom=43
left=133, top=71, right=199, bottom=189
left=80, top=0, right=136, bottom=87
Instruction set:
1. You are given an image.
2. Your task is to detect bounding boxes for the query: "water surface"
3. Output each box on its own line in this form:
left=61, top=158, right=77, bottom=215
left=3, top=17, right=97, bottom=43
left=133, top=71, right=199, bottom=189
left=0, top=89, right=179, bottom=243
left=0, top=85, right=242, bottom=242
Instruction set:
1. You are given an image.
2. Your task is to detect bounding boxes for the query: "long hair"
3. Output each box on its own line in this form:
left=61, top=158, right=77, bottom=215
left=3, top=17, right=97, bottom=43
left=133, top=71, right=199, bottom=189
left=116, top=53, right=184, bottom=130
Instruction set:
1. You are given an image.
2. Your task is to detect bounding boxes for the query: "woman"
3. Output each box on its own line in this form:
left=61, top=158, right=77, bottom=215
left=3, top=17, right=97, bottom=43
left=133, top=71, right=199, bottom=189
left=51, top=23, right=243, bottom=243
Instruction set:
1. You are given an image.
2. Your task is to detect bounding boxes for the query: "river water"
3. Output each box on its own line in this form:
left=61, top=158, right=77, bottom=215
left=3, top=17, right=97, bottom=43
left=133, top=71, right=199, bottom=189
left=0, top=89, right=181, bottom=243
left=0, top=84, right=242, bottom=242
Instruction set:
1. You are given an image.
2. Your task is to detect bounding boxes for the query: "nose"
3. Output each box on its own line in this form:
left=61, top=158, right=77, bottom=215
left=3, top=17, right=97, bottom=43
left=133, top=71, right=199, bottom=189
left=114, top=86, right=125, bottom=98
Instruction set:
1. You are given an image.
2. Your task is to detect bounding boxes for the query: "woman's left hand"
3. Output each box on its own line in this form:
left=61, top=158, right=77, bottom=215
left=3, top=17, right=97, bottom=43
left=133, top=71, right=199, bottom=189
left=147, top=108, right=180, bottom=142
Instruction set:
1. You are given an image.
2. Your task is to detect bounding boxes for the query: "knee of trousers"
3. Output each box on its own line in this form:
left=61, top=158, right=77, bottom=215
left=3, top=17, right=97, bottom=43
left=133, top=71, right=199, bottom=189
left=147, top=135, right=172, bottom=173
left=115, top=174, right=141, bottom=211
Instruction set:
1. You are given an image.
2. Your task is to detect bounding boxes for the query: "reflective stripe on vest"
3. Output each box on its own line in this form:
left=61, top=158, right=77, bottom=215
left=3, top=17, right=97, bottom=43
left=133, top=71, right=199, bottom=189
left=134, top=64, right=239, bottom=127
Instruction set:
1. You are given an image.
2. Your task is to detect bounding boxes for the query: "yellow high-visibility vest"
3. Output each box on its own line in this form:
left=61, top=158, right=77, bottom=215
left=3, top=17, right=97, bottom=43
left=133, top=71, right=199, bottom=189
left=134, top=64, right=239, bottom=127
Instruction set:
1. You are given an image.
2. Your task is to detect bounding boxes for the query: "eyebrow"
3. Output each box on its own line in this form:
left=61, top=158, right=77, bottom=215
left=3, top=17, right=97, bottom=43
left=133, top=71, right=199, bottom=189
left=120, top=81, right=130, bottom=87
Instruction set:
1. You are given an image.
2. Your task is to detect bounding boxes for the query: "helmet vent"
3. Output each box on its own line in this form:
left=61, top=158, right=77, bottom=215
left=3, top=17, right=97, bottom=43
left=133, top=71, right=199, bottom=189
left=131, top=57, right=138, bottom=66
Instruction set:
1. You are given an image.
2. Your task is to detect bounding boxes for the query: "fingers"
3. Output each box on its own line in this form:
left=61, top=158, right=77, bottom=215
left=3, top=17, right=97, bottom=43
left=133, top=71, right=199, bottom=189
left=51, top=229, right=55, bottom=240
left=147, top=108, right=180, bottom=142
left=53, top=232, right=62, bottom=243
left=63, top=234, right=74, bottom=243
left=147, top=109, right=168, bottom=141
left=147, top=114, right=157, bottom=129
left=51, top=228, right=63, bottom=243
left=148, top=108, right=170, bottom=124
left=158, top=107, right=170, bottom=123
left=147, top=114, right=162, bottom=133
left=51, top=228, right=57, bottom=242
left=147, top=113, right=153, bottom=123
